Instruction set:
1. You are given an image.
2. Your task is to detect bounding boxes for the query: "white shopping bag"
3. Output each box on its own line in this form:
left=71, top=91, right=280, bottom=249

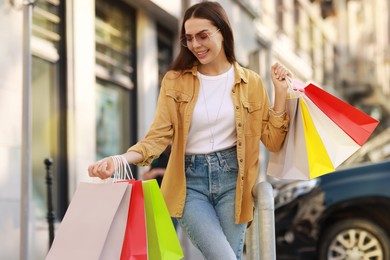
left=46, top=182, right=132, bottom=260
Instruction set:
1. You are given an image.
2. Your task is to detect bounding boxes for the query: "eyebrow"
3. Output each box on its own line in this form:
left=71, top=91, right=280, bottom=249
left=185, top=29, right=210, bottom=36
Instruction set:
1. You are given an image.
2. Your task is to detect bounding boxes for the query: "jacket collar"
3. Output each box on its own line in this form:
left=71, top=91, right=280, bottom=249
left=233, top=62, right=248, bottom=85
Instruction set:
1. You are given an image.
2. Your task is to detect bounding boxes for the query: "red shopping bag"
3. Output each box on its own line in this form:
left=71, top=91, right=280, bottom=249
left=120, top=179, right=148, bottom=260
left=304, top=83, right=379, bottom=146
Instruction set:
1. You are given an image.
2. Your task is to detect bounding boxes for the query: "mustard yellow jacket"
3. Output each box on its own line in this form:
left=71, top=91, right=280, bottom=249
left=128, top=62, right=289, bottom=224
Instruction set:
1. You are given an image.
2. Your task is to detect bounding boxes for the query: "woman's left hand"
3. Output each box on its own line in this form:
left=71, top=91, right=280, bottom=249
left=270, top=62, right=293, bottom=114
left=271, top=62, right=292, bottom=94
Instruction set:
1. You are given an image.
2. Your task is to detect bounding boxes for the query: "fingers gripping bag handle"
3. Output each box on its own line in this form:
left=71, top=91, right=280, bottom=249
left=111, top=155, right=134, bottom=182
left=285, top=76, right=304, bottom=99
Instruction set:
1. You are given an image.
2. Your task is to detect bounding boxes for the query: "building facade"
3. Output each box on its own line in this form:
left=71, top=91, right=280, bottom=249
left=335, top=0, right=390, bottom=164
left=1, top=0, right=388, bottom=259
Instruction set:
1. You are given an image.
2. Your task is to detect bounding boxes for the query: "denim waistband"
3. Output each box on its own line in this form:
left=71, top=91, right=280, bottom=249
left=185, top=146, right=237, bottom=163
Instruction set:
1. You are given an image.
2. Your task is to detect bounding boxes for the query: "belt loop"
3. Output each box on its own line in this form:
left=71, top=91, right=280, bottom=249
left=216, top=150, right=224, bottom=165
left=191, top=154, right=195, bottom=165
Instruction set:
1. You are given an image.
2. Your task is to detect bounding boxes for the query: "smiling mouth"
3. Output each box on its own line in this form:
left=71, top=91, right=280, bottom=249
left=197, top=49, right=209, bottom=58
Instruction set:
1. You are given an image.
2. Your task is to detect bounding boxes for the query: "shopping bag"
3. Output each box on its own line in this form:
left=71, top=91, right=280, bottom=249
left=46, top=181, right=132, bottom=260
left=300, top=98, right=335, bottom=178
left=120, top=179, right=148, bottom=260
left=267, top=78, right=379, bottom=180
left=304, top=83, right=380, bottom=146
left=142, top=179, right=184, bottom=260
left=301, top=95, right=361, bottom=168
left=267, top=97, right=309, bottom=179
left=267, top=96, right=334, bottom=180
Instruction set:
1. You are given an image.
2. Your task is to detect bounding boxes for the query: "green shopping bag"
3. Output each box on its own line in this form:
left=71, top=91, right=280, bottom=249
left=142, top=180, right=184, bottom=260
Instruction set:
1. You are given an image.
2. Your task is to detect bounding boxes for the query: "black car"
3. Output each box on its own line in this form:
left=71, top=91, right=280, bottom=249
left=273, top=159, right=390, bottom=260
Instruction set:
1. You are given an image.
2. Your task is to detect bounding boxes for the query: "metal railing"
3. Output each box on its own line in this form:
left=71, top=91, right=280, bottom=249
left=45, top=158, right=55, bottom=248
left=246, top=181, right=276, bottom=260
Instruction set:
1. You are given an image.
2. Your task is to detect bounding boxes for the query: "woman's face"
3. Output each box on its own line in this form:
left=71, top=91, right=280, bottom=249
left=183, top=18, right=226, bottom=66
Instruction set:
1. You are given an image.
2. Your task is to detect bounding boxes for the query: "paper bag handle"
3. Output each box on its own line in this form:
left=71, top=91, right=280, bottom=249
left=285, top=76, right=303, bottom=98
left=111, top=155, right=134, bottom=181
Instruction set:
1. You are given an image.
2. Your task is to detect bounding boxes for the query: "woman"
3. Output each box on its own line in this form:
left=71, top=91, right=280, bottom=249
left=89, top=2, right=291, bottom=259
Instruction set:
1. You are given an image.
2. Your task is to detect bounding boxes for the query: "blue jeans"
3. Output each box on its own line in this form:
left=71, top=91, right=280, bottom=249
left=177, top=146, right=247, bottom=260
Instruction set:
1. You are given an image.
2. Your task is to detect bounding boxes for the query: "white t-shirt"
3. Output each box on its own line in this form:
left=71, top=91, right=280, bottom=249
left=185, top=66, right=236, bottom=154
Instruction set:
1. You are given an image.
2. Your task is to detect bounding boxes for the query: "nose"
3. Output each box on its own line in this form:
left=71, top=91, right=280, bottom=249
left=192, top=37, right=202, bottom=48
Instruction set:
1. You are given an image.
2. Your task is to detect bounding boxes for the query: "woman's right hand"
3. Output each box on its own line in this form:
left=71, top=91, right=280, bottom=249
left=88, top=157, right=115, bottom=179
left=88, top=151, right=143, bottom=179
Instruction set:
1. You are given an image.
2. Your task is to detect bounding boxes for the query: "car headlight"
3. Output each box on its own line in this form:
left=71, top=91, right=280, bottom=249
left=274, top=179, right=320, bottom=209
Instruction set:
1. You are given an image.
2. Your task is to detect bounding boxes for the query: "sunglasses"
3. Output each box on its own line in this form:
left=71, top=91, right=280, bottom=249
left=180, top=29, right=220, bottom=48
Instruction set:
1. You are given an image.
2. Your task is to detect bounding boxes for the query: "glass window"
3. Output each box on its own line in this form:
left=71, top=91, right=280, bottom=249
left=95, top=80, right=131, bottom=158
left=31, top=0, right=66, bottom=217
left=95, top=0, right=135, bottom=90
left=32, top=57, right=57, bottom=219
left=95, top=0, right=137, bottom=160
left=157, top=24, right=174, bottom=89
left=32, top=0, right=68, bottom=220
left=32, top=0, right=61, bottom=44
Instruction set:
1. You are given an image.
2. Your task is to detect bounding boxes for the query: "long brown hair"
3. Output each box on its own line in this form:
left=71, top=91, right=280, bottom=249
left=169, top=1, right=236, bottom=71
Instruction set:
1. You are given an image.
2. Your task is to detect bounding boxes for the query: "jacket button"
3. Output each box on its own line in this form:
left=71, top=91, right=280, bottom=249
left=236, top=106, right=239, bottom=110
left=176, top=96, right=180, bottom=100
left=238, top=142, right=242, bottom=146
left=240, top=159, right=243, bottom=163
left=232, top=89, right=236, bottom=93
left=238, top=123, right=242, bottom=127
left=241, top=176, right=244, bottom=180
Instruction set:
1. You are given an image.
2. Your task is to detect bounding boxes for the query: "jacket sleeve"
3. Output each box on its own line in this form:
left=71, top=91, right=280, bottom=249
left=260, top=80, right=290, bottom=152
left=127, top=76, right=174, bottom=166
